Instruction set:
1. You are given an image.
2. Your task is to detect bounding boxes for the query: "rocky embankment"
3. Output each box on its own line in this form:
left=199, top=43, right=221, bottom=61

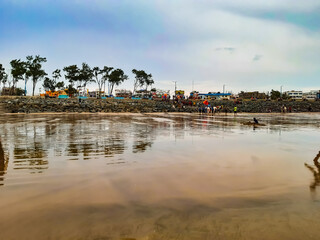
left=0, top=97, right=319, bottom=113
left=0, top=97, right=193, bottom=113
left=208, top=100, right=320, bottom=113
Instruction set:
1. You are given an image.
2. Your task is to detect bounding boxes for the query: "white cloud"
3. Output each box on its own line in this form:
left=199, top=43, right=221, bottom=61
left=1, top=0, right=320, bottom=94
left=153, top=0, right=320, bottom=13
left=142, top=4, right=320, bottom=92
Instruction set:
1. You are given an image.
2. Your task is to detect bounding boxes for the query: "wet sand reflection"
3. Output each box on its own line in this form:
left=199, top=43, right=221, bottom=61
left=305, top=150, right=320, bottom=192
left=0, top=139, right=8, bottom=186
left=0, top=113, right=320, bottom=240
left=12, top=124, right=48, bottom=173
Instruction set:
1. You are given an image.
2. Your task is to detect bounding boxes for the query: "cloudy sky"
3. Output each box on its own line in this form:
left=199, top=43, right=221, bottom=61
left=1, top=0, right=320, bottom=95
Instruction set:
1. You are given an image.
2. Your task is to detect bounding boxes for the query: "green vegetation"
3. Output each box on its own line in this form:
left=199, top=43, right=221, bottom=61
left=43, top=69, right=64, bottom=92
left=0, top=56, right=146, bottom=97
left=10, top=59, right=26, bottom=95
left=270, top=89, right=290, bottom=100
left=108, top=69, right=128, bottom=95
left=92, top=66, right=113, bottom=97
left=132, top=69, right=154, bottom=94
left=26, top=55, right=47, bottom=96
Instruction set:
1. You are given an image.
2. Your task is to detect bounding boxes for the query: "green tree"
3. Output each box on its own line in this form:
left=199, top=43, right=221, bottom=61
left=22, top=60, right=30, bottom=96
left=93, top=67, right=102, bottom=97
left=26, top=55, right=47, bottom=96
left=52, top=69, right=64, bottom=90
left=10, top=59, right=26, bottom=94
left=145, top=74, right=154, bottom=90
left=132, top=69, right=153, bottom=94
left=282, top=93, right=290, bottom=100
left=65, top=84, right=77, bottom=96
left=56, top=81, right=65, bottom=90
left=108, top=69, right=128, bottom=95
left=14, top=87, right=25, bottom=96
left=79, top=63, right=93, bottom=93
left=102, top=66, right=113, bottom=96
left=63, top=65, right=80, bottom=88
left=92, top=66, right=114, bottom=98
left=270, top=89, right=281, bottom=100
left=42, top=77, right=56, bottom=91
left=43, top=69, right=65, bottom=92
left=52, top=69, right=61, bottom=82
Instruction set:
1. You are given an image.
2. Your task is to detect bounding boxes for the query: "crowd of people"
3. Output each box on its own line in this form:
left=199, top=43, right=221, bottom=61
left=197, top=99, right=241, bottom=115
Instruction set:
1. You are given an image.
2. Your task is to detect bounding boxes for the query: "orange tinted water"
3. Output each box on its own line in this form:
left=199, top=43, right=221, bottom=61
left=0, top=113, right=320, bottom=240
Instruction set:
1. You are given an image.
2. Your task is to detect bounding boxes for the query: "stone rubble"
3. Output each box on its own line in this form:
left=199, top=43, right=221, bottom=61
left=0, top=97, right=319, bottom=113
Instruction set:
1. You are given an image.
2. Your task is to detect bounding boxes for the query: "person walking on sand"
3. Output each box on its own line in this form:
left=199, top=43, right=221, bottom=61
left=234, top=106, right=237, bottom=115
left=224, top=106, right=228, bottom=115
left=213, top=106, right=217, bottom=114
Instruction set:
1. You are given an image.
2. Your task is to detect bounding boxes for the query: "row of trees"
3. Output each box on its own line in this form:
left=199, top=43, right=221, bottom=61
left=0, top=56, right=47, bottom=96
left=0, top=55, right=154, bottom=97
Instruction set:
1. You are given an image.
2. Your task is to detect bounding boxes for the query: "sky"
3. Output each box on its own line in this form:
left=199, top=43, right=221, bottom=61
left=0, top=0, right=320, bottom=95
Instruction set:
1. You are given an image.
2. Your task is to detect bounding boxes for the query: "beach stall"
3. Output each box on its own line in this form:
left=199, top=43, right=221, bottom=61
left=115, top=89, right=132, bottom=99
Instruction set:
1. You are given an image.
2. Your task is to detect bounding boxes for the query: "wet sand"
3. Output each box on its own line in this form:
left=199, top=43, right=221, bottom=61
left=0, top=113, right=320, bottom=240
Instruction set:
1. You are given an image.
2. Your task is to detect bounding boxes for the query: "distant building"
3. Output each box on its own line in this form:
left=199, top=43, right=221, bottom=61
left=88, top=90, right=105, bottom=98
left=190, top=92, right=232, bottom=100
left=286, top=90, right=303, bottom=100
left=115, top=89, right=132, bottom=98
left=303, top=90, right=320, bottom=100
left=151, top=89, right=170, bottom=99
left=175, top=90, right=185, bottom=97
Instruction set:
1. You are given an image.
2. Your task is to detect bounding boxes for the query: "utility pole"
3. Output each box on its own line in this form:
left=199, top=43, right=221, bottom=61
left=280, top=85, right=283, bottom=97
left=173, top=81, right=177, bottom=97
left=223, top=84, right=225, bottom=94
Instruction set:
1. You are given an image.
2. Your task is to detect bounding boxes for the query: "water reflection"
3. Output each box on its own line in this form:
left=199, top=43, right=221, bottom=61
left=0, top=113, right=319, bottom=181
left=103, top=136, right=126, bottom=157
left=0, top=139, right=8, bottom=186
left=305, top=150, right=320, bottom=192
left=13, top=143, right=48, bottom=173
left=132, top=120, right=155, bottom=153
left=12, top=124, right=48, bottom=174
left=0, top=113, right=320, bottom=239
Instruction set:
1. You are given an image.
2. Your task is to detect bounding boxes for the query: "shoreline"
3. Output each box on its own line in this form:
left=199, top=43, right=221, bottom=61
left=1, top=97, right=320, bottom=114
left=2, top=111, right=320, bottom=116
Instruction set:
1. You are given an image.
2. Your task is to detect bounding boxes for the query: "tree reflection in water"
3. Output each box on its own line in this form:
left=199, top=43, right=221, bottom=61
left=305, top=151, right=320, bottom=192
left=13, top=124, right=48, bottom=174
left=132, top=119, right=156, bottom=154
left=0, top=139, right=9, bottom=186
left=64, top=118, right=127, bottom=160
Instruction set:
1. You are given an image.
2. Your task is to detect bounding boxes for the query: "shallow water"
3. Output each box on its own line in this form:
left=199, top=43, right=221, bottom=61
left=0, top=113, right=320, bottom=240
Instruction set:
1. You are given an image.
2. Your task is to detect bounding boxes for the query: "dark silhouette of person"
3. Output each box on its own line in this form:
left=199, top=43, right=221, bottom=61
left=305, top=151, right=320, bottom=192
